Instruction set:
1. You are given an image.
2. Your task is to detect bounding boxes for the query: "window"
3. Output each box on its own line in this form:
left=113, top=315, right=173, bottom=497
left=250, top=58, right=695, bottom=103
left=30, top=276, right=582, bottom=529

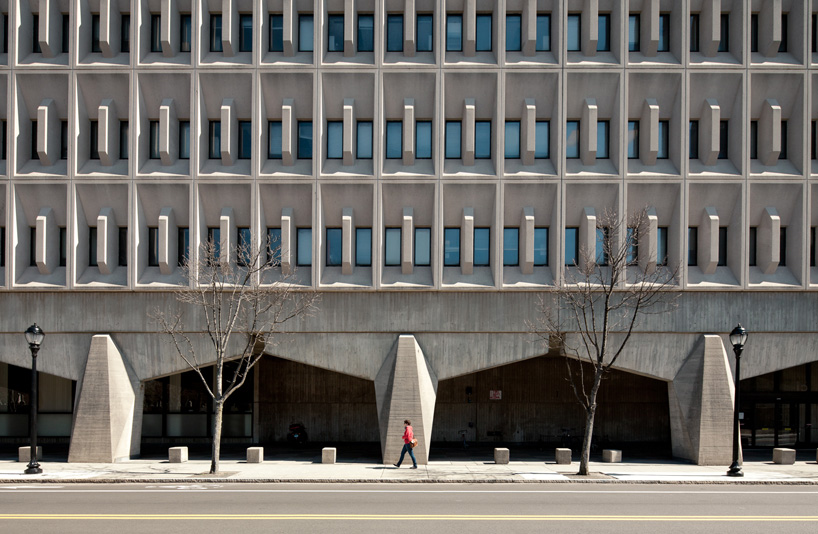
left=718, top=120, right=728, bottom=159
left=534, top=228, right=548, bottom=266
left=780, top=13, right=788, bottom=53
left=209, top=121, right=221, bottom=159
left=326, top=228, right=342, bottom=266
left=117, top=227, right=128, bottom=267
left=688, top=227, right=697, bottom=266
left=626, top=227, right=637, bottom=265
left=207, top=227, right=221, bottom=262
left=179, top=121, right=190, bottom=159
left=297, top=228, right=312, bottom=266
left=689, top=120, right=699, bottom=159
left=658, top=120, right=669, bottom=159
left=239, top=14, right=252, bottom=52
left=211, top=15, right=223, bottom=52
left=61, top=14, right=69, bottom=54
left=60, top=121, right=68, bottom=160
left=658, top=14, right=670, bottom=52
left=627, top=121, right=639, bottom=159
left=298, top=121, right=312, bottom=159
left=268, top=121, right=282, bottom=159
left=628, top=14, right=640, bottom=52
left=120, top=121, right=128, bottom=160
left=475, top=121, right=491, bottom=159
left=2, top=14, right=7, bottom=54
left=328, top=14, right=344, bottom=52
left=299, top=15, right=314, bottom=52
left=476, top=14, right=491, bottom=51
left=597, top=14, right=610, bottom=51
left=505, top=121, right=520, bottom=159
left=780, top=121, right=788, bottom=160
left=415, top=228, right=431, bottom=266
left=59, top=227, right=67, bottom=267
left=535, top=121, right=549, bottom=159
left=147, top=227, right=159, bottom=267
left=238, top=121, right=251, bottom=159
left=29, top=227, right=36, bottom=266
left=89, top=227, right=98, bottom=266
left=118, top=13, right=129, bottom=53
left=750, top=121, right=758, bottom=159
left=0, top=227, right=4, bottom=267
left=597, top=121, right=609, bottom=159
left=178, top=227, right=189, bottom=266
left=90, top=121, right=99, bottom=159
left=811, top=227, right=816, bottom=267
left=270, top=14, right=283, bottom=51
left=536, top=14, right=550, bottom=51
left=718, top=13, right=729, bottom=53
left=474, top=228, right=490, bottom=266
left=813, top=121, right=817, bottom=160
left=445, top=121, right=461, bottom=158
left=417, top=14, right=433, bottom=52
left=690, top=14, right=699, bottom=52
left=237, top=228, right=252, bottom=266
left=92, top=14, right=101, bottom=53
left=387, top=14, right=403, bottom=52
left=717, top=227, right=727, bottom=266
left=384, top=228, right=401, bottom=266
left=503, top=227, right=519, bottom=266
left=565, top=227, right=578, bottom=265
left=566, top=121, right=579, bottom=159
left=356, top=228, right=372, bottom=266
left=657, top=227, right=668, bottom=266
left=149, top=120, right=160, bottom=159
left=150, top=14, right=161, bottom=53
left=596, top=227, right=609, bottom=265
left=416, top=121, right=432, bottom=159
left=358, top=14, right=374, bottom=51
left=327, top=121, right=342, bottom=159
left=447, top=14, right=462, bottom=51
left=357, top=121, right=373, bottom=159
left=31, top=121, right=37, bottom=160
left=0, top=120, right=6, bottom=160
left=751, top=14, right=759, bottom=53
left=506, top=14, right=521, bottom=52
left=180, top=14, right=191, bottom=52
left=444, top=228, right=460, bottom=266
left=780, top=227, right=787, bottom=266
left=33, top=14, right=40, bottom=53
left=814, top=15, right=818, bottom=54
left=386, top=121, right=402, bottom=159
left=749, top=227, right=757, bottom=266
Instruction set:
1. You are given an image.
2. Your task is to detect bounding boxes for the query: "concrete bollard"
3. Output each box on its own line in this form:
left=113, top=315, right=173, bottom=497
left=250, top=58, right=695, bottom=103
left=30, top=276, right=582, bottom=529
left=555, top=448, right=572, bottom=464
left=322, top=447, right=337, bottom=464
left=603, top=449, right=622, bottom=463
left=773, top=448, right=796, bottom=465
left=494, top=448, right=510, bottom=464
left=169, top=446, right=188, bottom=463
left=247, top=447, right=264, bottom=463
left=18, top=446, right=43, bottom=463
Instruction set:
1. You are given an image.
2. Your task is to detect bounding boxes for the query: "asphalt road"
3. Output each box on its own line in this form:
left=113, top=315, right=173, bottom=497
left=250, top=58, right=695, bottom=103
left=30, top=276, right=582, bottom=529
left=0, top=483, right=816, bottom=534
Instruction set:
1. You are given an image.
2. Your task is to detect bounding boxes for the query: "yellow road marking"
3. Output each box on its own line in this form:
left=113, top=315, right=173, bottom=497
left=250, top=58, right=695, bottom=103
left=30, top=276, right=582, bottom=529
left=0, top=514, right=816, bottom=522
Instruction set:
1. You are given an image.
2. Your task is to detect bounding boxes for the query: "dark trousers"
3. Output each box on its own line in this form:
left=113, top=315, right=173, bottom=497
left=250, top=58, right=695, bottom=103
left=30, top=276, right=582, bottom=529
left=396, top=443, right=417, bottom=467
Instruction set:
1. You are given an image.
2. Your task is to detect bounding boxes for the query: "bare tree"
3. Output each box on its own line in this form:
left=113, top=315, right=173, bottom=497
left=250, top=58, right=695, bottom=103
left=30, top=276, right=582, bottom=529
left=532, top=207, right=680, bottom=475
left=153, top=236, right=318, bottom=474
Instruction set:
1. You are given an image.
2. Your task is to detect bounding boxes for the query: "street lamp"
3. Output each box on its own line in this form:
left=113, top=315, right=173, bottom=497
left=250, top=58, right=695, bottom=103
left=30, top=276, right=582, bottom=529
left=727, top=323, right=748, bottom=477
left=24, top=323, right=45, bottom=475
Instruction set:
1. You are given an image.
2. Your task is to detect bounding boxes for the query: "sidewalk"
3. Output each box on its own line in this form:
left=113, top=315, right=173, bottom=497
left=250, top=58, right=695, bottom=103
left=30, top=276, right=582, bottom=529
left=1, top=449, right=817, bottom=484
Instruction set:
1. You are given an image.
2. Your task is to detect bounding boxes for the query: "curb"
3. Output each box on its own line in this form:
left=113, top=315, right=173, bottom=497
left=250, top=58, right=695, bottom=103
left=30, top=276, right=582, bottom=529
left=0, top=478, right=816, bottom=485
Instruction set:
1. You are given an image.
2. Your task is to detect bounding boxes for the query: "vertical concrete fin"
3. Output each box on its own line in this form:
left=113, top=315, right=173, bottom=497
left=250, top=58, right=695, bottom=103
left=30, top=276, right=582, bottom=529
left=282, top=99, right=294, bottom=166
left=401, top=207, right=414, bottom=275
left=637, top=207, right=658, bottom=274
left=698, top=207, right=719, bottom=275
left=374, top=335, right=438, bottom=465
left=343, top=99, right=355, bottom=166
left=521, top=99, right=536, bottom=166
left=700, top=98, right=720, bottom=166
left=640, top=98, right=659, bottom=166
left=520, top=206, right=535, bottom=275
left=582, top=0, right=599, bottom=56
left=461, top=207, right=474, bottom=275
left=581, top=98, right=598, bottom=166
left=759, top=99, right=782, bottom=167
left=69, top=335, right=142, bottom=463
left=158, top=207, right=177, bottom=275
left=463, top=99, right=476, bottom=166
left=342, top=207, right=354, bottom=275
left=758, top=207, right=781, bottom=274
left=403, top=98, right=415, bottom=165
left=159, top=98, right=177, bottom=166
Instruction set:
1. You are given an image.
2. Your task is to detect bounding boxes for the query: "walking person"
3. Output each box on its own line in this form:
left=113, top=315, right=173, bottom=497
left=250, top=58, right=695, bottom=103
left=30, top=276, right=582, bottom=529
left=393, top=419, right=418, bottom=469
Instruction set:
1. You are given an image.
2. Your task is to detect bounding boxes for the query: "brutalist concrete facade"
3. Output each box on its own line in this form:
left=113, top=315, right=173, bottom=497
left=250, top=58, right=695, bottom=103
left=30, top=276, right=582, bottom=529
left=0, top=0, right=817, bottom=465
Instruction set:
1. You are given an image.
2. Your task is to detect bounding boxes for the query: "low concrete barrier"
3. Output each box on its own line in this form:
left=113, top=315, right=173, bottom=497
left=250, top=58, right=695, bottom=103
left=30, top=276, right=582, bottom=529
left=603, top=449, right=622, bottom=463
left=18, top=446, right=42, bottom=463
left=247, top=447, right=264, bottom=463
left=169, top=446, right=188, bottom=463
left=494, top=448, right=510, bottom=464
left=322, top=447, right=336, bottom=464
left=773, top=448, right=795, bottom=465
left=555, top=448, right=572, bottom=464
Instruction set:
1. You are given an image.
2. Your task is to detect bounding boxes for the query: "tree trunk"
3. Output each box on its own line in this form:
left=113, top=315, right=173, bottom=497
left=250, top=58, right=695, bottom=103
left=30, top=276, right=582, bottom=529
left=210, top=399, right=224, bottom=474
left=578, top=373, right=604, bottom=476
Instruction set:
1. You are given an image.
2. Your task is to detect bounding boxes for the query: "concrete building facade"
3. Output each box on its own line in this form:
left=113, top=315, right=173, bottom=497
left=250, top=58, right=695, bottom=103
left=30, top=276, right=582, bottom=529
left=0, top=0, right=817, bottom=465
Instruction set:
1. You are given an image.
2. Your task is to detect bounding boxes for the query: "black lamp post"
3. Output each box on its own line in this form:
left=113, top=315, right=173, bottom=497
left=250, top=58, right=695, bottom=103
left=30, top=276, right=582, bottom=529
left=24, top=323, right=45, bottom=475
left=727, top=323, right=748, bottom=477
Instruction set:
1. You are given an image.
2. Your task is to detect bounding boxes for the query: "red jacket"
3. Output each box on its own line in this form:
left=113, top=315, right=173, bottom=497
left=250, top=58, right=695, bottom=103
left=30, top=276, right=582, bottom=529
left=402, top=425, right=414, bottom=444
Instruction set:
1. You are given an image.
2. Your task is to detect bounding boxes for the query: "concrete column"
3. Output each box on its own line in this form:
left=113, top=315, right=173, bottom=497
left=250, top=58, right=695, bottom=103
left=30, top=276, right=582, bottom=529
left=668, top=335, right=736, bottom=465
left=637, top=207, right=658, bottom=274
left=159, top=98, right=178, bottom=166
left=760, top=0, right=782, bottom=58
left=375, top=335, right=438, bottom=465
left=222, top=0, right=239, bottom=57
left=700, top=0, right=721, bottom=58
left=169, top=373, right=181, bottom=411
left=580, top=207, right=596, bottom=268
left=403, top=98, right=415, bottom=165
left=344, top=0, right=356, bottom=56
left=758, top=207, right=781, bottom=275
left=521, top=0, right=537, bottom=56
left=39, top=0, right=60, bottom=58
left=463, top=0, right=476, bottom=57
left=158, top=207, right=177, bottom=275
left=582, top=0, right=599, bottom=56
left=699, top=99, right=720, bottom=167
left=581, top=99, right=597, bottom=166
left=520, top=207, right=535, bottom=275
left=698, top=207, right=719, bottom=275
left=282, top=99, right=295, bottom=166
left=342, top=208, right=354, bottom=275
left=37, top=99, right=59, bottom=166
left=401, top=208, right=414, bottom=275
left=759, top=99, right=781, bottom=167
left=461, top=207, right=474, bottom=275
left=282, top=0, right=295, bottom=56
left=640, top=98, right=659, bottom=166
left=99, top=0, right=120, bottom=58
left=221, top=99, right=238, bottom=166
left=404, top=0, right=416, bottom=57
left=463, top=99, right=476, bottom=166
left=641, top=0, right=659, bottom=57
left=521, top=99, right=536, bottom=166
left=281, top=208, right=294, bottom=275
left=343, top=99, right=355, bottom=166
left=161, top=0, right=180, bottom=57
left=98, top=99, right=118, bottom=167
left=36, top=207, right=58, bottom=275
left=97, top=208, right=118, bottom=275
left=220, top=207, right=236, bottom=266
left=69, top=335, right=142, bottom=463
